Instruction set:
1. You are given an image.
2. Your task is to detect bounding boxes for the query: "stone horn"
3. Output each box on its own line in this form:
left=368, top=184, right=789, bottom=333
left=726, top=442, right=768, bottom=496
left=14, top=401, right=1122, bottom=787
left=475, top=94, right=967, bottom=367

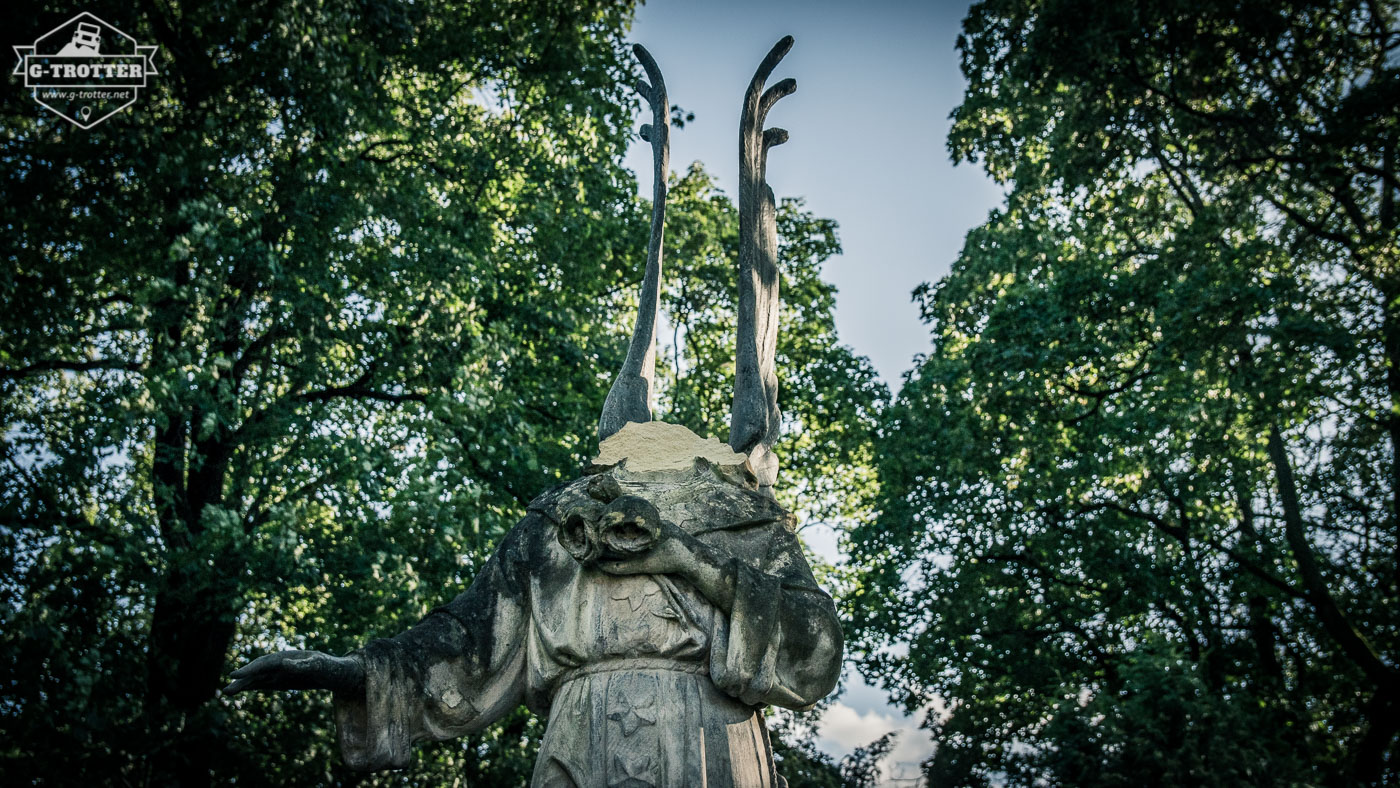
left=598, top=44, right=671, bottom=444
left=729, top=36, right=795, bottom=494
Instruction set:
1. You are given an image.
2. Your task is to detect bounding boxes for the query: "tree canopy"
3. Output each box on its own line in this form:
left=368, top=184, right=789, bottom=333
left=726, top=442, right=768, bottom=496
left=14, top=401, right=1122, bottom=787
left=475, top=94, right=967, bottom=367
left=847, top=1, right=1400, bottom=785
left=1, top=2, right=882, bottom=785
left=3, top=0, right=643, bottom=782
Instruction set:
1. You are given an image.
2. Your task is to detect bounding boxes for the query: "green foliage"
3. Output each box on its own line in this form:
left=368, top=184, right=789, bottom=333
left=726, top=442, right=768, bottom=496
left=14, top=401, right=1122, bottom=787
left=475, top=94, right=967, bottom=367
left=770, top=713, right=850, bottom=788
left=837, top=731, right=898, bottom=788
left=847, top=1, right=1400, bottom=786
left=0, top=5, right=881, bottom=785
left=2, top=0, right=642, bottom=783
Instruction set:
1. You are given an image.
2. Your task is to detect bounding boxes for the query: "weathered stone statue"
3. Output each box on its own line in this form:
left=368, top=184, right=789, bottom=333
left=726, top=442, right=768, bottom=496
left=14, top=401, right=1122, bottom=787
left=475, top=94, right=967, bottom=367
left=225, top=37, right=840, bottom=787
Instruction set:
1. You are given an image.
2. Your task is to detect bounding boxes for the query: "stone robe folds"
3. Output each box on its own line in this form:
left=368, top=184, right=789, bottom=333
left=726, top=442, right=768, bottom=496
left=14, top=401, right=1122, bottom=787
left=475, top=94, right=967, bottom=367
left=332, top=460, right=843, bottom=787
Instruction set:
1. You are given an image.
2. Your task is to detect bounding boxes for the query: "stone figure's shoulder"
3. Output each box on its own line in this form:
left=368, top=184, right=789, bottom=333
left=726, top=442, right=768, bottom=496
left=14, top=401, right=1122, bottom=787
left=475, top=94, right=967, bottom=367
left=669, top=460, right=794, bottom=535
left=524, top=474, right=596, bottom=525
left=469, top=483, right=585, bottom=589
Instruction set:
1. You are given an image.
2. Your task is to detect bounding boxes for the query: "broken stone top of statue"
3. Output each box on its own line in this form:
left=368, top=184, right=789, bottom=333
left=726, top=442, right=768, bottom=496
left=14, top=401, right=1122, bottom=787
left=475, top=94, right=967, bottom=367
left=542, top=421, right=793, bottom=568
left=592, top=421, right=749, bottom=473
left=599, top=36, right=796, bottom=496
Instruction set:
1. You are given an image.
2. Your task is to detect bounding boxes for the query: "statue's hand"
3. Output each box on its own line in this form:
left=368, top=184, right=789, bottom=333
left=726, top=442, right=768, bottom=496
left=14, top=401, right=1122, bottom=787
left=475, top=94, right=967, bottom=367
left=224, top=650, right=365, bottom=696
left=597, top=519, right=740, bottom=612
left=595, top=518, right=693, bottom=577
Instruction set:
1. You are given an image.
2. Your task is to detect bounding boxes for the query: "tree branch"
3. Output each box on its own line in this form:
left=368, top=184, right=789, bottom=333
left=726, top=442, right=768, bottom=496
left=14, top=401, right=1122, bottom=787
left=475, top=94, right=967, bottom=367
left=296, top=383, right=426, bottom=404
left=0, top=358, right=143, bottom=380
left=1266, top=424, right=1395, bottom=687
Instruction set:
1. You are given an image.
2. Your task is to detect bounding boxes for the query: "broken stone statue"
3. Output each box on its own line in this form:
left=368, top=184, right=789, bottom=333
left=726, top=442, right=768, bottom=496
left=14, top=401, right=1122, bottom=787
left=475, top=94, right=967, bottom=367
left=225, top=37, right=841, bottom=787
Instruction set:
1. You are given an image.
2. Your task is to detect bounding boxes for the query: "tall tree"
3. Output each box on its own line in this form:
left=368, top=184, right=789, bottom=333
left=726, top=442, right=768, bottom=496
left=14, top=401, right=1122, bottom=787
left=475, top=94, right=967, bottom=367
left=1, top=8, right=883, bottom=784
left=2, top=1, right=642, bottom=783
left=847, top=1, right=1400, bottom=785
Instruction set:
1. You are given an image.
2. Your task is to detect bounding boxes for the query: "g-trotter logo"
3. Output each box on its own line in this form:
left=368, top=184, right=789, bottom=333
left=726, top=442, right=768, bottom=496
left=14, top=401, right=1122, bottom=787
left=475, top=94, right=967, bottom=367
left=13, top=12, right=159, bottom=129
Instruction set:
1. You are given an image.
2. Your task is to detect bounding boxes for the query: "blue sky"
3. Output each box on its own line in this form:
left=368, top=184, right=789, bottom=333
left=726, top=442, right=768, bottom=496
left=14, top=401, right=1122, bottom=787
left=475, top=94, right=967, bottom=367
left=623, top=1, right=1005, bottom=780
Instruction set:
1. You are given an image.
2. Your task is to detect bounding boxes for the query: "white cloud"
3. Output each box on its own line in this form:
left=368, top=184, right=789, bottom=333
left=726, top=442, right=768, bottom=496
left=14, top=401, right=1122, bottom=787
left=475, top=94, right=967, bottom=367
left=816, top=701, right=936, bottom=787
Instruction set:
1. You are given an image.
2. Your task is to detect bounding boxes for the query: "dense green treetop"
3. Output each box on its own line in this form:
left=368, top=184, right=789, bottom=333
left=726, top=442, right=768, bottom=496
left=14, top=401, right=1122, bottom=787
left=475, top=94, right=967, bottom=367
left=1, top=3, right=884, bottom=784
left=847, top=1, right=1399, bottom=786
left=3, top=0, right=644, bottom=782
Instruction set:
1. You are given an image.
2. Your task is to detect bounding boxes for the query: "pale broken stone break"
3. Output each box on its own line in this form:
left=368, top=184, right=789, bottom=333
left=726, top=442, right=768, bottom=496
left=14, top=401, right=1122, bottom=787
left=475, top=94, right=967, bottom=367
left=593, top=420, right=748, bottom=472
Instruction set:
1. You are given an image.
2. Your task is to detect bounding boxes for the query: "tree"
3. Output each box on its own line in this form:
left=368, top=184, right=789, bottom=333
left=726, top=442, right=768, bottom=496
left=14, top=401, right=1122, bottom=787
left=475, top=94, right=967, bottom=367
left=2, top=1, right=643, bottom=783
left=770, top=716, right=898, bottom=788
left=846, top=1, right=1400, bottom=785
left=1, top=6, right=883, bottom=783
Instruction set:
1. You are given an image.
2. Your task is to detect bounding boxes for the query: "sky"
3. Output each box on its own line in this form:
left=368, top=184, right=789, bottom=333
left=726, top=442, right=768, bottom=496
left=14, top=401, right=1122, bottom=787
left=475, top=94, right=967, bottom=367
left=622, top=0, right=1005, bottom=781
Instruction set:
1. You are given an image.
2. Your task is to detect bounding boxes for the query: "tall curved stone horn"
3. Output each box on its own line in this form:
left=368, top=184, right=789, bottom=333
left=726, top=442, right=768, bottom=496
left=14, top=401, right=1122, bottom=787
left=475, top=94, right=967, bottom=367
left=730, top=36, right=795, bottom=493
left=598, top=44, right=671, bottom=443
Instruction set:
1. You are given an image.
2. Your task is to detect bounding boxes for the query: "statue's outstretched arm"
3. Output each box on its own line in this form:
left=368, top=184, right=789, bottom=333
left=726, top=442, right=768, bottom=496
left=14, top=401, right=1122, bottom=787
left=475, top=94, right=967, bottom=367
left=225, top=515, right=538, bottom=771
left=225, top=649, right=365, bottom=695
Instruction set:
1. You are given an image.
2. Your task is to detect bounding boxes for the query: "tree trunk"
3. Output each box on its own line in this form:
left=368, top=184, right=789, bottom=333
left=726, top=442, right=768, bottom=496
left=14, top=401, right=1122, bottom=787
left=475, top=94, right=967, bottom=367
left=145, top=559, right=241, bottom=786
left=1232, top=475, right=1285, bottom=687
left=142, top=248, right=245, bottom=785
left=1353, top=689, right=1399, bottom=786
left=1382, top=283, right=1400, bottom=595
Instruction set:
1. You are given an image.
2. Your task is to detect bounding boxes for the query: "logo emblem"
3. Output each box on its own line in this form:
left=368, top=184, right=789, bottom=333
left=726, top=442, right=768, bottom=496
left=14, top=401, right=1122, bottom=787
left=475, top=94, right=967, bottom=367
left=13, top=12, right=159, bottom=129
